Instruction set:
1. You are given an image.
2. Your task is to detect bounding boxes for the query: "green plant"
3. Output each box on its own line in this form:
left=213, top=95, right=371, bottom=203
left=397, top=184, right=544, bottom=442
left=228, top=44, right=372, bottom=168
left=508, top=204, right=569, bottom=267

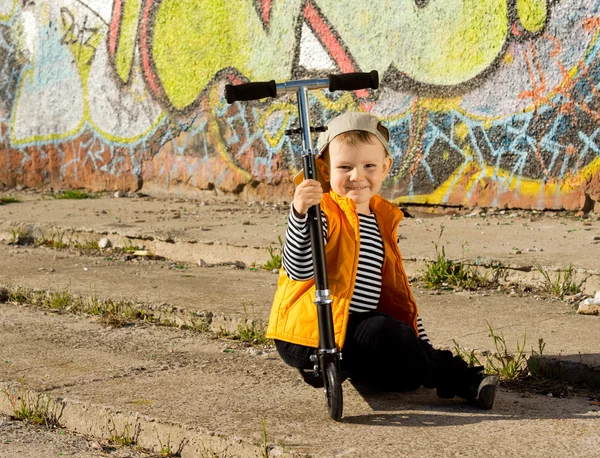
left=53, top=190, right=97, bottom=200
left=48, top=289, right=72, bottom=310
left=0, top=196, right=19, bottom=205
left=261, top=418, right=269, bottom=458
left=422, top=226, right=488, bottom=290
left=452, top=339, right=482, bottom=367
left=121, top=240, right=144, bottom=253
left=107, top=419, right=138, bottom=447
left=527, top=338, right=564, bottom=382
left=73, top=235, right=100, bottom=252
left=157, top=432, right=177, bottom=457
left=9, top=226, right=35, bottom=246
left=5, top=388, right=60, bottom=427
left=484, top=323, right=528, bottom=380
left=237, top=320, right=269, bottom=345
left=263, top=235, right=283, bottom=271
left=535, top=263, right=582, bottom=298
left=236, top=304, right=271, bottom=345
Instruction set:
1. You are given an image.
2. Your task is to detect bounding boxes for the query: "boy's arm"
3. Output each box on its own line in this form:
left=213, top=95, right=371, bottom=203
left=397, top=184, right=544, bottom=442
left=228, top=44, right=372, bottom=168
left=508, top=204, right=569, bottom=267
left=282, top=206, right=327, bottom=281
left=417, top=316, right=430, bottom=345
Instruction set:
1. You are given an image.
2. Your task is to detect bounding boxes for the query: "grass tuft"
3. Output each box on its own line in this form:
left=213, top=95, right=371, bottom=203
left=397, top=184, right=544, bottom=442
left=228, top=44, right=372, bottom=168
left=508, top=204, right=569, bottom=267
left=9, top=226, right=35, bottom=246
left=107, top=419, right=138, bottom=447
left=262, top=235, right=283, bottom=271
left=535, top=263, right=583, bottom=298
left=4, top=388, right=60, bottom=427
left=421, top=225, right=493, bottom=290
left=53, top=190, right=98, bottom=200
left=485, top=323, right=528, bottom=380
left=0, top=196, right=19, bottom=205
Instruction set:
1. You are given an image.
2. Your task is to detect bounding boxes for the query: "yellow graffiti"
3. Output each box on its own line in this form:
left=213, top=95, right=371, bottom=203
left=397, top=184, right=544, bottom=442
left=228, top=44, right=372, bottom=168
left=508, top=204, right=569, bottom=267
left=0, top=0, right=17, bottom=21
left=257, top=102, right=295, bottom=148
left=517, top=0, right=547, bottom=33
left=110, top=0, right=550, bottom=112
left=114, top=0, right=142, bottom=83
left=318, top=0, right=521, bottom=87
left=394, top=156, right=600, bottom=206
left=147, top=0, right=301, bottom=110
left=11, top=5, right=165, bottom=146
left=418, top=96, right=462, bottom=113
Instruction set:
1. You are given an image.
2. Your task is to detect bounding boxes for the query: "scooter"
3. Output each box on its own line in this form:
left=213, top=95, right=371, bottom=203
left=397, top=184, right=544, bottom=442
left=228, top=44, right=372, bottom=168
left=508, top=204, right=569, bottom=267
left=225, top=71, right=379, bottom=421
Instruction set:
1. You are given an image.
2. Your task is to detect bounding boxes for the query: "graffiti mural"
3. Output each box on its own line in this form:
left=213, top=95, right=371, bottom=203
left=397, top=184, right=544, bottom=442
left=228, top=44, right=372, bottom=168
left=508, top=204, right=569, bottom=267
left=0, top=0, right=599, bottom=211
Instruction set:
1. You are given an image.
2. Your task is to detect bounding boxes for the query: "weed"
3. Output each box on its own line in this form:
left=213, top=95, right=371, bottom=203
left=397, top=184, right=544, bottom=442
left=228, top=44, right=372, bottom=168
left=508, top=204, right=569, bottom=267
left=53, top=190, right=98, bottom=200
left=48, top=289, right=73, bottom=310
left=38, top=228, right=69, bottom=249
left=43, top=239, right=69, bottom=249
left=452, top=339, right=482, bottom=367
left=6, top=286, right=29, bottom=304
left=121, top=240, right=144, bottom=253
left=237, top=320, right=269, bottom=345
left=0, top=196, right=19, bottom=205
left=484, top=323, right=528, bottom=380
left=527, top=338, right=564, bottom=382
left=107, top=418, right=138, bottom=447
left=5, top=388, right=60, bottom=427
left=421, top=226, right=489, bottom=290
left=189, top=316, right=211, bottom=333
left=535, top=263, right=583, bottom=298
left=9, top=226, right=35, bottom=246
left=236, top=304, right=271, bottom=345
left=73, top=235, right=100, bottom=252
left=261, top=418, right=269, bottom=458
left=263, top=235, right=283, bottom=271
left=157, top=432, right=175, bottom=457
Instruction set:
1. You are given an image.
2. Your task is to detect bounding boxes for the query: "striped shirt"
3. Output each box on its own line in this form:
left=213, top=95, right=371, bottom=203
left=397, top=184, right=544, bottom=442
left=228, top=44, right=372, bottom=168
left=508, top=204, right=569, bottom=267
left=283, top=207, right=430, bottom=344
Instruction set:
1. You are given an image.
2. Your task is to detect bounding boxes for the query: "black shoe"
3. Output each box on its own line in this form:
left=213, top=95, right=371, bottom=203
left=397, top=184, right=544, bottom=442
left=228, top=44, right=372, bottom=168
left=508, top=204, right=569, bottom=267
left=454, top=367, right=499, bottom=410
left=475, top=375, right=499, bottom=410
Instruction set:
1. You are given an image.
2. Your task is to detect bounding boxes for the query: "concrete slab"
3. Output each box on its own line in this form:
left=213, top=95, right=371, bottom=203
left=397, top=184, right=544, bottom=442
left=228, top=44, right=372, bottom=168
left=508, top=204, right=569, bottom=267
left=1, top=303, right=599, bottom=458
left=1, top=193, right=599, bottom=277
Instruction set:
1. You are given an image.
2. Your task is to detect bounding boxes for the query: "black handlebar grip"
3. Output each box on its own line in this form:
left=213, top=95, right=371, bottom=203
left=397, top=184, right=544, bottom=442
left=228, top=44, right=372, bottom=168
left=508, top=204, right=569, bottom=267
left=328, top=70, right=379, bottom=92
left=224, top=80, right=277, bottom=103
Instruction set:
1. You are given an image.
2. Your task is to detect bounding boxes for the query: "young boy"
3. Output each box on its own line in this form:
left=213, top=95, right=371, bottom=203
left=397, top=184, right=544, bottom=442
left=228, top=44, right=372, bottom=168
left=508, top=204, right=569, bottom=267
left=266, top=112, right=499, bottom=409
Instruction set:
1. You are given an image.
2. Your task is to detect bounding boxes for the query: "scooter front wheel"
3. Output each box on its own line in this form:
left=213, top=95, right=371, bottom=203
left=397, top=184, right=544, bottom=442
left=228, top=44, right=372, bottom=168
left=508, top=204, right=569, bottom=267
left=324, top=361, right=343, bottom=421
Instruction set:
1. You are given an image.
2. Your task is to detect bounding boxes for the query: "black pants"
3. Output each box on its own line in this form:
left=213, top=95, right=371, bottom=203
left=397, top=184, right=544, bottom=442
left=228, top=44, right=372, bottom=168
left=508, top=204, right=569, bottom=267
left=275, top=311, right=472, bottom=397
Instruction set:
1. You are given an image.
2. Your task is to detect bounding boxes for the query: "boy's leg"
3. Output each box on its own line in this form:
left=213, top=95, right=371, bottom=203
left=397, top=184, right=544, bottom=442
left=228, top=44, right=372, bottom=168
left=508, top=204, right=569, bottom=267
left=274, top=339, right=327, bottom=388
left=342, top=312, right=436, bottom=391
left=274, top=339, right=314, bottom=369
left=342, top=312, right=498, bottom=408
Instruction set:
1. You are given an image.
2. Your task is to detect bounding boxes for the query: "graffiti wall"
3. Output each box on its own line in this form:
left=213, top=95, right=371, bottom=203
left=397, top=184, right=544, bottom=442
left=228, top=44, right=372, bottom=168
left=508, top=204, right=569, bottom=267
left=1, top=0, right=599, bottom=211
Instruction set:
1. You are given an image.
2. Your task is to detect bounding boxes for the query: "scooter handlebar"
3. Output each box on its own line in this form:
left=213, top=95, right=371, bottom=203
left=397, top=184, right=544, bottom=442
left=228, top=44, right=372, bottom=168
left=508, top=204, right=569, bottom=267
left=328, top=70, right=379, bottom=92
left=224, top=71, right=379, bottom=103
left=224, top=80, right=277, bottom=104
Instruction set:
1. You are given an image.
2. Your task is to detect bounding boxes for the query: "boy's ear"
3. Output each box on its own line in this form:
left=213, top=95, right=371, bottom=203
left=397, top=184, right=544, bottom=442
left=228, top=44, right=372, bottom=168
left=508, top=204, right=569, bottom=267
left=316, top=158, right=330, bottom=181
left=382, top=156, right=393, bottom=178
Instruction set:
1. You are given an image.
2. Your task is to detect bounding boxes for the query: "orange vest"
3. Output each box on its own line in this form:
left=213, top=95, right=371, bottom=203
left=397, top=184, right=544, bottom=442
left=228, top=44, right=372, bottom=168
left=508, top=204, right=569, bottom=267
left=266, top=191, right=419, bottom=349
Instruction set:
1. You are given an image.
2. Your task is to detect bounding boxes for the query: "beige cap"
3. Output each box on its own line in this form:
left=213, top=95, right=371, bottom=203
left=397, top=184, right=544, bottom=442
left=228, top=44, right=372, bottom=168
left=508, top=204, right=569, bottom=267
left=317, top=112, right=391, bottom=156
left=293, top=112, right=390, bottom=186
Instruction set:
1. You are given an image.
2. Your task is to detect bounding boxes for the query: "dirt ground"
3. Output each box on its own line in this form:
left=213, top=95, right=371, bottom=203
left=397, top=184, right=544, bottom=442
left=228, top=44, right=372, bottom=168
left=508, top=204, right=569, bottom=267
left=0, top=414, right=158, bottom=458
left=1, top=191, right=599, bottom=457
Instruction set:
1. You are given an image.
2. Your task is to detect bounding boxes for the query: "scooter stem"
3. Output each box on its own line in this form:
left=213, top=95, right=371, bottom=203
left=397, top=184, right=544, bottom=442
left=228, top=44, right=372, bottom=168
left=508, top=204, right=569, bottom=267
left=296, top=86, right=336, bottom=352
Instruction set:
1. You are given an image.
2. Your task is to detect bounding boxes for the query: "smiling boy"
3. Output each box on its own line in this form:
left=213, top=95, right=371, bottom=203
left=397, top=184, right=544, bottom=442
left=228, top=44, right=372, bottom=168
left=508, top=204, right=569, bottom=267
left=266, top=112, right=498, bottom=409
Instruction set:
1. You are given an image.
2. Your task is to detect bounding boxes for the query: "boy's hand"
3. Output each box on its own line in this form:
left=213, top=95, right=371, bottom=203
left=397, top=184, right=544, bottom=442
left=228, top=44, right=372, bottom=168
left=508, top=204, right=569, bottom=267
left=293, top=179, right=323, bottom=216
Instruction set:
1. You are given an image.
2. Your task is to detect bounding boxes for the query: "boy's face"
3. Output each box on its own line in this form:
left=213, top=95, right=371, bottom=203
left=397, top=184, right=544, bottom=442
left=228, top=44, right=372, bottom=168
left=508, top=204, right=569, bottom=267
left=318, top=136, right=392, bottom=214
